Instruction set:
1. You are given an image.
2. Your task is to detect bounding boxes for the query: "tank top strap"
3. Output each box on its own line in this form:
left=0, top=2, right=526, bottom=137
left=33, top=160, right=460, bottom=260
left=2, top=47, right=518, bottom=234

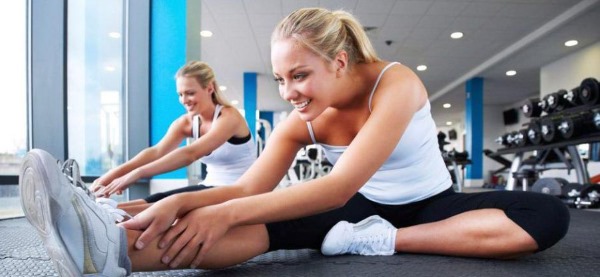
left=306, top=122, right=317, bottom=144
left=212, top=104, right=223, bottom=122
left=368, top=62, right=401, bottom=112
left=192, top=115, right=200, bottom=139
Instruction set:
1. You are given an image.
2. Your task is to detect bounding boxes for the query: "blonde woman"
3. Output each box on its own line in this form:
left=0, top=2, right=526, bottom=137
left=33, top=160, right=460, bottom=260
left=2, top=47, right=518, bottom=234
left=20, top=8, right=568, bottom=276
left=91, top=61, right=256, bottom=215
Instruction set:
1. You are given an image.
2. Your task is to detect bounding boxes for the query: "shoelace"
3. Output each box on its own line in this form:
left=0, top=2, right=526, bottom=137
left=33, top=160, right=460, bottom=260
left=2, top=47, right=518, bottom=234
left=347, top=233, right=389, bottom=255
left=95, top=197, right=132, bottom=223
left=60, top=159, right=132, bottom=223
left=61, top=159, right=95, bottom=199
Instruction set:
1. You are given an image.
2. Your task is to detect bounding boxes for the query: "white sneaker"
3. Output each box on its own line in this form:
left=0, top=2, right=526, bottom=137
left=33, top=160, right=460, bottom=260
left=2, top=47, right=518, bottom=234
left=19, top=149, right=130, bottom=276
left=321, top=215, right=396, bottom=256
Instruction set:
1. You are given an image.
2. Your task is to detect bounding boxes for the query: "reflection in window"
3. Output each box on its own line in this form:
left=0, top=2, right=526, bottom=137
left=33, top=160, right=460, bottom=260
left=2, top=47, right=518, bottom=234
left=67, top=0, right=126, bottom=176
left=0, top=1, right=27, bottom=177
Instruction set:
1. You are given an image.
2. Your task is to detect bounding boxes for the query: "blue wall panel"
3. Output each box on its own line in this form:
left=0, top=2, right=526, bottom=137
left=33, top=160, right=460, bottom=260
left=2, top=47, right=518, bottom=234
left=150, top=0, right=186, bottom=179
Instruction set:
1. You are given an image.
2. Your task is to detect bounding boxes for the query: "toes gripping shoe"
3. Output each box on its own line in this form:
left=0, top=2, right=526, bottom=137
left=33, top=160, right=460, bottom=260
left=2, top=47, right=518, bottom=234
left=19, top=149, right=129, bottom=276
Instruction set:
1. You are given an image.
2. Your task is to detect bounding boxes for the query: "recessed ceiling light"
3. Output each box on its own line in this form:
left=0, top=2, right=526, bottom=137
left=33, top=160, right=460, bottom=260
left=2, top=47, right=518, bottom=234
left=450, top=32, right=463, bottom=39
left=564, top=40, right=578, bottom=47
left=443, top=103, right=451, bottom=109
left=200, top=30, right=213, bottom=37
left=446, top=121, right=453, bottom=126
left=219, top=85, right=227, bottom=91
left=108, top=32, right=121, bottom=38
left=416, top=65, right=427, bottom=71
left=231, top=100, right=239, bottom=105
left=105, top=66, right=115, bottom=72
left=506, top=70, right=517, bottom=76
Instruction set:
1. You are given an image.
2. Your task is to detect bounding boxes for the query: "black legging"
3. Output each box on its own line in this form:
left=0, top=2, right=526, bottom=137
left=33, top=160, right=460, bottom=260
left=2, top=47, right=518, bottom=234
left=267, top=187, right=570, bottom=252
left=144, top=184, right=214, bottom=203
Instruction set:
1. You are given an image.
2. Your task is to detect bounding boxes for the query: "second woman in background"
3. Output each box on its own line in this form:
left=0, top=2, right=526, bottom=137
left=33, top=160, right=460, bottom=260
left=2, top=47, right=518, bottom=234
left=91, top=61, right=256, bottom=216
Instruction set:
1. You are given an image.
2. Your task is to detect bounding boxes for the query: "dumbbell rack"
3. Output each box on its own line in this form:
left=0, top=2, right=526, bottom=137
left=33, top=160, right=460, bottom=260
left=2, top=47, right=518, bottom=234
left=489, top=133, right=600, bottom=191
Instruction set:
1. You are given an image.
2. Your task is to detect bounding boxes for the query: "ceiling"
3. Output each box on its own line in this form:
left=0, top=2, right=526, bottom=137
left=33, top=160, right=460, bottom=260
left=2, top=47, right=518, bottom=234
left=198, top=0, right=600, bottom=127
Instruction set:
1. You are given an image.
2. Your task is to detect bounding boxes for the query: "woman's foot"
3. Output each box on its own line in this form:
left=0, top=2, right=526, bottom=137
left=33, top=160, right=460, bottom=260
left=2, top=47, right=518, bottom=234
left=19, top=149, right=130, bottom=276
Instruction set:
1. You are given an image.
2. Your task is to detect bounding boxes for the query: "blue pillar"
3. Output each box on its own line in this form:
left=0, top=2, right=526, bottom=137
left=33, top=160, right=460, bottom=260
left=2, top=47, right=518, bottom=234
left=465, top=77, right=483, bottom=180
left=150, top=0, right=186, bottom=179
left=244, top=72, right=258, bottom=140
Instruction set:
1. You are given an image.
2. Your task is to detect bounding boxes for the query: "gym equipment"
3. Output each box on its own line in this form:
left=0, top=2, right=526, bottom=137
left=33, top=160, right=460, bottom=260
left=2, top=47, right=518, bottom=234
left=540, top=117, right=559, bottom=143
left=443, top=150, right=469, bottom=161
left=531, top=177, right=568, bottom=196
left=557, top=111, right=600, bottom=139
left=542, top=94, right=554, bottom=114
left=521, top=98, right=543, bottom=118
left=579, top=77, right=600, bottom=106
left=495, top=133, right=511, bottom=147
left=565, top=184, right=600, bottom=209
left=561, top=183, right=583, bottom=198
left=563, top=87, right=583, bottom=107
left=527, top=120, right=543, bottom=145
left=546, top=89, right=572, bottom=112
left=513, top=129, right=529, bottom=147
left=512, top=170, right=538, bottom=191
left=577, top=184, right=600, bottom=208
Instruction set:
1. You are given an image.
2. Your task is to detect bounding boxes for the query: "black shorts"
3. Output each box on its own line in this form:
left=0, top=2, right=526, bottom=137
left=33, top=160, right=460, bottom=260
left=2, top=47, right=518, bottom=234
left=144, top=184, right=214, bottom=203
left=266, top=187, right=569, bottom=252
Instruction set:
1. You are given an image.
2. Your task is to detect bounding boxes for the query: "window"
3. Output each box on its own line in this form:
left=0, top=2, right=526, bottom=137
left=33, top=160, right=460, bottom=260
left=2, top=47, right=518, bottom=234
left=67, top=0, right=126, bottom=177
left=0, top=0, right=27, bottom=219
left=0, top=1, right=28, bottom=178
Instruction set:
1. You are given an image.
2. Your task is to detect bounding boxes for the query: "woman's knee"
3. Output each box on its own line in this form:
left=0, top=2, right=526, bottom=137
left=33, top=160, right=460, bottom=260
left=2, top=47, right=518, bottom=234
left=506, top=192, right=570, bottom=251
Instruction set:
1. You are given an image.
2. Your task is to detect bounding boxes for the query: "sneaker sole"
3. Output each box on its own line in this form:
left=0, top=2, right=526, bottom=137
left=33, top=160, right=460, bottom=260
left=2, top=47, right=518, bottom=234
left=20, top=149, right=81, bottom=277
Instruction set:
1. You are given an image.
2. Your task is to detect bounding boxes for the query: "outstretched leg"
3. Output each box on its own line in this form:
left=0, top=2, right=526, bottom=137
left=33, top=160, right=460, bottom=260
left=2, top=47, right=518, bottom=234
left=322, top=189, right=569, bottom=259
left=395, top=208, right=537, bottom=258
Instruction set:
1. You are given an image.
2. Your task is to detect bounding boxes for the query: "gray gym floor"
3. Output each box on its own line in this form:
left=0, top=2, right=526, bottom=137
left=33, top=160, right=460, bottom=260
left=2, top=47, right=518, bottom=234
left=1, top=208, right=600, bottom=276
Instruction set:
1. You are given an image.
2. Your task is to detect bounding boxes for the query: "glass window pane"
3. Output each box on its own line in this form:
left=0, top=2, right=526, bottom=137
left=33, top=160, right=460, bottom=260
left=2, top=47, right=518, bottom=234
left=0, top=0, right=27, bottom=219
left=0, top=1, right=28, bottom=177
left=67, top=0, right=126, bottom=177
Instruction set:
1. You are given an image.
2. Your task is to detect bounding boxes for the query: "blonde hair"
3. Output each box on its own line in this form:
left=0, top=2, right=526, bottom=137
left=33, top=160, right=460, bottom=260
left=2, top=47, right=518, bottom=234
left=271, top=7, right=381, bottom=66
left=175, top=61, right=231, bottom=107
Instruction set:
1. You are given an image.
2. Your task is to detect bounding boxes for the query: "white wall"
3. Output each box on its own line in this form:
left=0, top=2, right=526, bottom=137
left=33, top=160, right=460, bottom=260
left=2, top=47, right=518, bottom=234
left=541, top=41, right=600, bottom=98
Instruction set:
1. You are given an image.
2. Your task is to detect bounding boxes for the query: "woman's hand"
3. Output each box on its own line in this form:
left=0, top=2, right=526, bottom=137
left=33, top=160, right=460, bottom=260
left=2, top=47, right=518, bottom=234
left=119, top=196, right=182, bottom=249
left=90, top=175, right=112, bottom=193
left=159, top=204, right=231, bottom=269
left=96, top=169, right=141, bottom=197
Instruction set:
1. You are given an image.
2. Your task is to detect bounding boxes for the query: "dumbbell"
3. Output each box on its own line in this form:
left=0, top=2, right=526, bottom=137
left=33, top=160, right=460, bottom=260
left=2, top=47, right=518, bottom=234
left=521, top=98, right=543, bottom=118
left=512, top=129, right=529, bottom=147
left=527, top=120, right=543, bottom=145
left=557, top=111, right=600, bottom=139
left=579, top=77, right=600, bottom=106
left=532, top=177, right=569, bottom=197
left=546, top=89, right=573, bottom=112
left=563, top=87, right=584, bottom=107
left=541, top=94, right=554, bottom=115
left=540, top=117, right=561, bottom=143
left=495, top=133, right=511, bottom=147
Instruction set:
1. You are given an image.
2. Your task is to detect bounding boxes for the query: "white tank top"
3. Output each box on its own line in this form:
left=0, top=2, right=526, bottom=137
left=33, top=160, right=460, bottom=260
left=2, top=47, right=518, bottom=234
left=197, top=105, right=256, bottom=186
left=306, top=62, right=452, bottom=204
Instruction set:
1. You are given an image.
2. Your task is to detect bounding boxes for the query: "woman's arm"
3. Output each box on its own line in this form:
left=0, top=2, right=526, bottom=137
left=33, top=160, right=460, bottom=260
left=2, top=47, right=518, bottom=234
left=93, top=116, right=187, bottom=192
left=100, top=108, right=251, bottom=197
left=121, top=111, right=307, bottom=243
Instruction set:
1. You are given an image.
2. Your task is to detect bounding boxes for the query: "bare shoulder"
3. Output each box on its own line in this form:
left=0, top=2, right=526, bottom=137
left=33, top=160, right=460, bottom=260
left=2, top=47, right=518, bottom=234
left=271, top=110, right=313, bottom=145
left=371, top=62, right=427, bottom=111
left=170, top=113, right=193, bottom=136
